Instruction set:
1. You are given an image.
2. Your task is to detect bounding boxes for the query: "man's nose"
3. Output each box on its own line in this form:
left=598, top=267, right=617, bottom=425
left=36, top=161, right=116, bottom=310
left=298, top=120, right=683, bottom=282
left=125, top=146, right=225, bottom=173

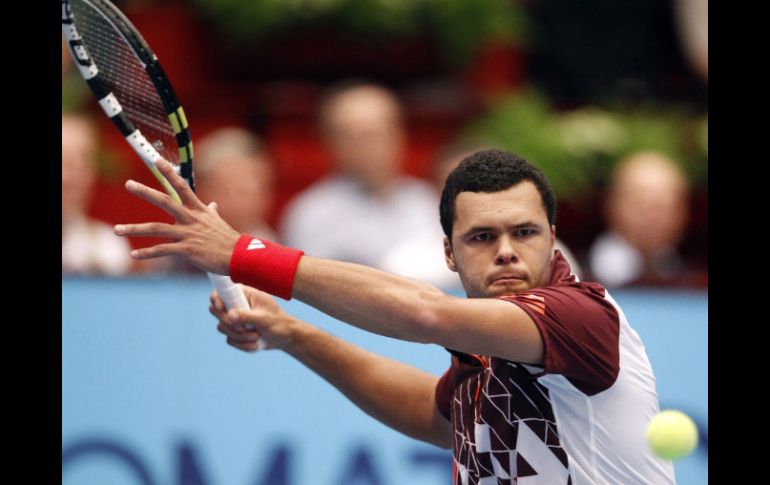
left=495, top=236, right=519, bottom=265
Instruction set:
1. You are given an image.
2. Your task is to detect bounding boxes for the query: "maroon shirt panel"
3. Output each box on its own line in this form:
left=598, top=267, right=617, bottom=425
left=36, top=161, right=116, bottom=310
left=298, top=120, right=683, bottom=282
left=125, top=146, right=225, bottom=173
left=499, top=252, right=621, bottom=395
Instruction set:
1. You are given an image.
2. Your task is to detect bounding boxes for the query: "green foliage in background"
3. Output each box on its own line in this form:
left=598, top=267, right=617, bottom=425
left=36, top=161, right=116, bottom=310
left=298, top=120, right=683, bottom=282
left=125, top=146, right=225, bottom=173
left=191, top=0, right=528, bottom=65
left=62, top=72, right=89, bottom=112
left=185, top=1, right=706, bottom=201
left=465, top=88, right=708, bottom=200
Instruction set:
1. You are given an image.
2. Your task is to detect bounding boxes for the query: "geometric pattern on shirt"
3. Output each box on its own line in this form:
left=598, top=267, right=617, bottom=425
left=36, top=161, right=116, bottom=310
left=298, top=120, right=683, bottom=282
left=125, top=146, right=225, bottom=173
left=451, top=360, right=571, bottom=485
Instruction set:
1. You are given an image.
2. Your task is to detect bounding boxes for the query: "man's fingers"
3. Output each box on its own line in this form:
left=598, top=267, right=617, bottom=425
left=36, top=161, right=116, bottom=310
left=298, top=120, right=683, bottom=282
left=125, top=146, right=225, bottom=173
left=210, top=290, right=227, bottom=313
left=209, top=305, right=222, bottom=320
left=209, top=294, right=225, bottom=316
left=129, top=243, right=183, bottom=260
left=114, top=222, right=182, bottom=239
left=226, top=336, right=263, bottom=352
left=214, top=304, right=266, bottom=351
left=125, top=179, right=188, bottom=220
left=226, top=330, right=262, bottom=343
left=217, top=321, right=260, bottom=336
left=156, top=160, right=206, bottom=210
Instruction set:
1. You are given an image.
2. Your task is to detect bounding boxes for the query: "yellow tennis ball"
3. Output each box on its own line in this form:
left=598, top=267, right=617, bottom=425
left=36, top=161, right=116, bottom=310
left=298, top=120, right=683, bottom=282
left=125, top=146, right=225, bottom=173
left=646, top=410, right=699, bottom=460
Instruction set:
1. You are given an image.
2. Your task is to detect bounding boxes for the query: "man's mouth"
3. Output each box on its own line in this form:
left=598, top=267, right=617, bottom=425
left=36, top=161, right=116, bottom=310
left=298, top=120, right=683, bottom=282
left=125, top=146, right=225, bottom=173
left=490, top=274, right=526, bottom=285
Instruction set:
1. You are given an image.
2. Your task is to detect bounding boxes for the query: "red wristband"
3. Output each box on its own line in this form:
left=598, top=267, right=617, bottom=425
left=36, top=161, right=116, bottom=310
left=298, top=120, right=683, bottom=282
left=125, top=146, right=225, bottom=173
left=229, top=235, right=304, bottom=300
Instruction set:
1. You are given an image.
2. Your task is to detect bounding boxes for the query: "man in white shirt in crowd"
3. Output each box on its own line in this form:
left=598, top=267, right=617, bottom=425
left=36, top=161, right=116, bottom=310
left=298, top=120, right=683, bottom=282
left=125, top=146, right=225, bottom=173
left=280, top=81, right=438, bottom=270
left=62, top=112, right=132, bottom=275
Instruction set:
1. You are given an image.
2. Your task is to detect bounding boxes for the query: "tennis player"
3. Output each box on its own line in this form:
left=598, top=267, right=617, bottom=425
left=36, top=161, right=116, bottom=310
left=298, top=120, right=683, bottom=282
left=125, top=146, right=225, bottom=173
left=115, top=149, right=676, bottom=484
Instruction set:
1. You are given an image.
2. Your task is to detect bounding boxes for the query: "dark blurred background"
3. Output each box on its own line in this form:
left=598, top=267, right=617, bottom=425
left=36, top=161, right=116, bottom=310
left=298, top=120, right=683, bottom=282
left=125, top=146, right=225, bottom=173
left=62, top=0, right=707, bottom=288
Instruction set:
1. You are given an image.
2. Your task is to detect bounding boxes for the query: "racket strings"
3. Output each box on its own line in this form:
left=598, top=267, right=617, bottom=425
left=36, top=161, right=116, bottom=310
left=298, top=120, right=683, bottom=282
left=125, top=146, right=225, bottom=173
left=71, top=0, right=180, bottom=165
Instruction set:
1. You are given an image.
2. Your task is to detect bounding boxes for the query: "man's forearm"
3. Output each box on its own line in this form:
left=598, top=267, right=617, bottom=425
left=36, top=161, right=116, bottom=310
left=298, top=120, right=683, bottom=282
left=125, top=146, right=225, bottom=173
left=289, top=256, right=543, bottom=365
left=292, top=256, right=450, bottom=343
left=283, top=320, right=451, bottom=448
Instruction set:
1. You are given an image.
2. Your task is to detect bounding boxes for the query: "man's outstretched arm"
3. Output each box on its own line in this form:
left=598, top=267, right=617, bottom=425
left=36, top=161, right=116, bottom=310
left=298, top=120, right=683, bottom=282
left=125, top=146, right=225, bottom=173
left=211, top=286, right=452, bottom=448
left=115, top=160, right=544, bottom=365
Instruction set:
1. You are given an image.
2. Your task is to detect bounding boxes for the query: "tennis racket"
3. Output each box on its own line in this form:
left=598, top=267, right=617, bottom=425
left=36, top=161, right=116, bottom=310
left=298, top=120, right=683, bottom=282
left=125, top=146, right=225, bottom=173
left=62, top=0, right=265, bottom=350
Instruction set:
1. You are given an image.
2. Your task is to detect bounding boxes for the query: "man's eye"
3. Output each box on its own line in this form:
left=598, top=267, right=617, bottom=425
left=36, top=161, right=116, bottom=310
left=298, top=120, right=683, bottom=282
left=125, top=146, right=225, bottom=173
left=515, top=229, right=535, bottom=237
left=473, top=233, right=492, bottom=242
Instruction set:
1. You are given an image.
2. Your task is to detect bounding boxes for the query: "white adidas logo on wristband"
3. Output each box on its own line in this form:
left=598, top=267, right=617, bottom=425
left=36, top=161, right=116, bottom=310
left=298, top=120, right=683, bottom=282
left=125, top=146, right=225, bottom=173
left=247, top=238, right=266, bottom=250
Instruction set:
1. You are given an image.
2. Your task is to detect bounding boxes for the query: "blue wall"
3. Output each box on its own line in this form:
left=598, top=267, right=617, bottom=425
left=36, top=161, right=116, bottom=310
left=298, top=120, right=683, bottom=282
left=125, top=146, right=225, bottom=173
left=62, top=276, right=707, bottom=484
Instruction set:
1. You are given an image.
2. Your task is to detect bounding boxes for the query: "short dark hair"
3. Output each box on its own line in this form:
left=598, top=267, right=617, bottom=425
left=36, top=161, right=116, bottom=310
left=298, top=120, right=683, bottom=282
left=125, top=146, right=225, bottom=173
left=439, top=149, right=557, bottom=239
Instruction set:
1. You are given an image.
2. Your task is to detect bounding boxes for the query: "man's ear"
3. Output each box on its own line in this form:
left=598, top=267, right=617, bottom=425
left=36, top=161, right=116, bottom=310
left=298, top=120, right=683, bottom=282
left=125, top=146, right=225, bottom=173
left=550, top=225, right=557, bottom=249
left=444, top=236, right=457, bottom=272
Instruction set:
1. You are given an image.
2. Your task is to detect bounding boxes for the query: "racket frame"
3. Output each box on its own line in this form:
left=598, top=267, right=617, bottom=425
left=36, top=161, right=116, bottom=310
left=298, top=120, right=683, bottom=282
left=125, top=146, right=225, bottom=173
left=62, top=0, right=265, bottom=350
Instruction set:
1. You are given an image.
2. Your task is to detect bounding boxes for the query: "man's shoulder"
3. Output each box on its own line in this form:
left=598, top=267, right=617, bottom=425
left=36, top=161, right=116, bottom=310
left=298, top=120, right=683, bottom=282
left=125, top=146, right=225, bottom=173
left=500, top=279, right=616, bottom=325
left=534, top=279, right=609, bottom=303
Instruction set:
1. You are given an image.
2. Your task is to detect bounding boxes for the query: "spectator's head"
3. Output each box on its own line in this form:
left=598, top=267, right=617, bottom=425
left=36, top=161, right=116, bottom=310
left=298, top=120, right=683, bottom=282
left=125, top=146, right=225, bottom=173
left=430, top=139, right=489, bottom=192
left=62, top=112, right=99, bottom=223
left=194, top=127, right=275, bottom=234
left=605, top=151, right=690, bottom=257
left=318, top=82, right=405, bottom=192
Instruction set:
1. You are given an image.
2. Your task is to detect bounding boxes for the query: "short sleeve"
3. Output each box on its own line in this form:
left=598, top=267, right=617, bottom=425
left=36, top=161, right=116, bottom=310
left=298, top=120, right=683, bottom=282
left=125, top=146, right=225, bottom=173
left=434, top=365, right=454, bottom=421
left=500, top=284, right=620, bottom=395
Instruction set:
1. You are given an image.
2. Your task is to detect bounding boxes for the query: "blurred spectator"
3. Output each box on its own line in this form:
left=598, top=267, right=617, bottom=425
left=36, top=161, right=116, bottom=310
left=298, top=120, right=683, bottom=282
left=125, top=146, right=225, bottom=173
left=588, top=151, right=695, bottom=288
left=195, top=126, right=278, bottom=241
left=148, top=126, right=280, bottom=274
left=279, top=81, right=437, bottom=269
left=381, top=139, right=585, bottom=289
left=378, top=140, right=471, bottom=289
left=674, top=0, right=708, bottom=81
left=62, top=112, right=132, bottom=275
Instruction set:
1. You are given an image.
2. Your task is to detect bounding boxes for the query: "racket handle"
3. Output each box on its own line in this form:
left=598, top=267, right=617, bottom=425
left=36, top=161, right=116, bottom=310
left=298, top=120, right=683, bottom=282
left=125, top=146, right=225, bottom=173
left=207, top=273, right=267, bottom=351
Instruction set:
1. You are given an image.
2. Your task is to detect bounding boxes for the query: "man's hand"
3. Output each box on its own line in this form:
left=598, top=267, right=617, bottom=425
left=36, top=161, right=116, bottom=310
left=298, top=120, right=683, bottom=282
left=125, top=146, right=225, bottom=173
left=113, top=160, right=241, bottom=275
left=210, top=285, right=300, bottom=352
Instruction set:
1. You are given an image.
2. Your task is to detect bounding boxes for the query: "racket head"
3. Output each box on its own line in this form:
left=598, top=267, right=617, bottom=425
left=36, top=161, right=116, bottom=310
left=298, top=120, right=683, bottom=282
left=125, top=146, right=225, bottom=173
left=61, top=0, right=195, bottom=195
left=62, top=1, right=263, bottom=348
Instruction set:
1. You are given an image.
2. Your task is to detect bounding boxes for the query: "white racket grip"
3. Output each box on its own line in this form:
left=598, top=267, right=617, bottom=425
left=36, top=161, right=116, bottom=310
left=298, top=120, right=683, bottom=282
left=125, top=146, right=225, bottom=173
left=207, top=273, right=267, bottom=351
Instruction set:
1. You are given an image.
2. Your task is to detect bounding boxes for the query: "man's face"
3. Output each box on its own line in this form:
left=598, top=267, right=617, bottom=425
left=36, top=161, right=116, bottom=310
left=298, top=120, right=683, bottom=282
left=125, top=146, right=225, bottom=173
left=445, top=181, right=556, bottom=298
